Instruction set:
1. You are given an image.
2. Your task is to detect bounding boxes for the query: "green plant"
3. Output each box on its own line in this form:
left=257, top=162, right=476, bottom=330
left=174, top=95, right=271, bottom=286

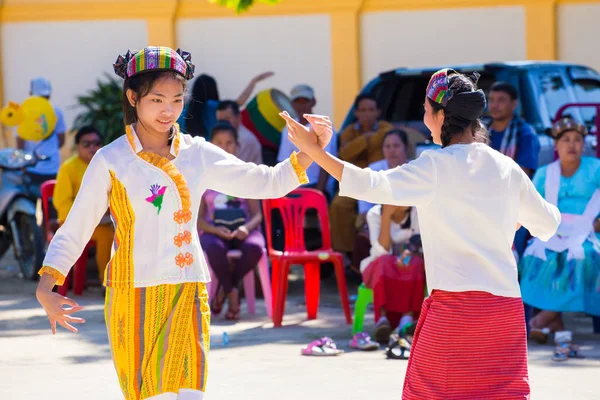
left=210, top=0, right=282, bottom=13
left=72, top=74, right=124, bottom=145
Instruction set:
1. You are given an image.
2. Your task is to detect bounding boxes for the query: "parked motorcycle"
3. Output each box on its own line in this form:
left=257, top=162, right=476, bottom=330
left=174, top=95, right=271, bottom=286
left=0, top=149, right=45, bottom=280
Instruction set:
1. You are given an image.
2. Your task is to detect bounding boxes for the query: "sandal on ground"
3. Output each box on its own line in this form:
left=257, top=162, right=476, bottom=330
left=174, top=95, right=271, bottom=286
left=552, top=342, right=570, bottom=362
left=210, top=288, right=226, bottom=316
left=349, top=332, right=379, bottom=351
left=225, top=308, right=241, bottom=321
left=301, top=337, right=344, bottom=356
left=224, top=288, right=240, bottom=321
left=386, top=335, right=412, bottom=360
left=373, top=318, right=392, bottom=343
left=565, top=343, right=584, bottom=359
left=529, top=327, right=550, bottom=344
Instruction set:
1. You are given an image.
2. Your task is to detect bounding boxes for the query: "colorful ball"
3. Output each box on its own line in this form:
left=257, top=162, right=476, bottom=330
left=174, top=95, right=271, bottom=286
left=0, top=96, right=57, bottom=142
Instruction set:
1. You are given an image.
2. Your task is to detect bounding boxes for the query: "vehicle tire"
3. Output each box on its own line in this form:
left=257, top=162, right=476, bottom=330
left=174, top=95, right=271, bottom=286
left=12, top=213, right=44, bottom=280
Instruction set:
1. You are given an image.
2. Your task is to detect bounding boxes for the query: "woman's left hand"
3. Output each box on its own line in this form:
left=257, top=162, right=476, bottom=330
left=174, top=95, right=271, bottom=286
left=232, top=226, right=249, bottom=241
left=304, top=114, right=333, bottom=150
left=280, top=111, right=319, bottom=154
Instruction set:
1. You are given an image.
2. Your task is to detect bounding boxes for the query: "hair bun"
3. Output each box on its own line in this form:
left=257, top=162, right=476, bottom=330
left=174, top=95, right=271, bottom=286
left=467, top=71, right=481, bottom=85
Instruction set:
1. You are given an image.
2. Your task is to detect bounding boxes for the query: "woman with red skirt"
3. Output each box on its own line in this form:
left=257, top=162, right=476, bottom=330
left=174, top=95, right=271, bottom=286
left=360, top=204, right=424, bottom=343
left=281, top=69, right=560, bottom=399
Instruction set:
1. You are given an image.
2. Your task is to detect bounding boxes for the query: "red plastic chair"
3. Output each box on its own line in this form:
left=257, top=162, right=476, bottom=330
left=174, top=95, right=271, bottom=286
left=40, top=180, right=93, bottom=296
left=262, top=188, right=352, bottom=327
left=40, top=180, right=57, bottom=244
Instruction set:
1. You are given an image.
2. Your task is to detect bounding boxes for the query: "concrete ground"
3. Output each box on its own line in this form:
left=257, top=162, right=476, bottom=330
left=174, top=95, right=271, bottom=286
left=0, top=256, right=599, bottom=400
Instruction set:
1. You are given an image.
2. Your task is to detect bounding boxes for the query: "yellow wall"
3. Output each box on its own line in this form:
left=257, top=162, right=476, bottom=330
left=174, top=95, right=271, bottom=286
left=0, top=0, right=592, bottom=128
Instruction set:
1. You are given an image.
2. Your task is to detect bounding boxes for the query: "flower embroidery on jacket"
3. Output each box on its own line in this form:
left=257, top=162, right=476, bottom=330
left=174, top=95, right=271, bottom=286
left=175, top=252, right=193, bottom=268
left=173, top=209, right=192, bottom=224
left=146, top=184, right=167, bottom=214
left=174, top=231, right=192, bottom=247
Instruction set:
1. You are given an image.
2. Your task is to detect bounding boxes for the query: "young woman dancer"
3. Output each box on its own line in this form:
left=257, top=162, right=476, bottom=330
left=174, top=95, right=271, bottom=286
left=281, top=69, right=560, bottom=399
left=35, top=46, right=331, bottom=400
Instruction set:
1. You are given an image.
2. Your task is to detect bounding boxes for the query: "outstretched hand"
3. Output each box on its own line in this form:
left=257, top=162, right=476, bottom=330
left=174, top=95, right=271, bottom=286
left=279, top=111, right=319, bottom=154
left=36, top=288, right=85, bottom=334
left=304, top=114, right=333, bottom=150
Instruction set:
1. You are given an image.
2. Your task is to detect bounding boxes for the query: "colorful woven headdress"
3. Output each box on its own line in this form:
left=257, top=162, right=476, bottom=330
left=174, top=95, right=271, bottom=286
left=113, top=46, right=195, bottom=80
left=551, top=117, right=587, bottom=138
left=426, top=68, right=457, bottom=106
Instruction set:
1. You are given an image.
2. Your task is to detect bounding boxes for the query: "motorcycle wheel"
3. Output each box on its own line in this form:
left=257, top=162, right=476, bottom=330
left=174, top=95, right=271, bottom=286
left=12, top=213, right=44, bottom=280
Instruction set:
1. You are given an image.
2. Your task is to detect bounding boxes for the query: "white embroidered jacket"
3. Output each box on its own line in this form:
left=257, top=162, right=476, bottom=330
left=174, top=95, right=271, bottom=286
left=40, top=125, right=308, bottom=288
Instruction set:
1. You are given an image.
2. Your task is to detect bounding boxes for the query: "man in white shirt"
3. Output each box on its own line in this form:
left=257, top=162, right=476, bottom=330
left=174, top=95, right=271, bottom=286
left=16, top=77, right=66, bottom=196
left=216, top=100, right=263, bottom=165
left=277, top=84, right=335, bottom=198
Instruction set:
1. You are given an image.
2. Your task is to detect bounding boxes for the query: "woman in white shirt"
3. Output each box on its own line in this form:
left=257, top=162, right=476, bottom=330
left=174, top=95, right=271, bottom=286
left=281, top=69, right=560, bottom=399
left=359, top=204, right=424, bottom=344
left=34, top=46, right=328, bottom=400
left=350, top=129, right=410, bottom=284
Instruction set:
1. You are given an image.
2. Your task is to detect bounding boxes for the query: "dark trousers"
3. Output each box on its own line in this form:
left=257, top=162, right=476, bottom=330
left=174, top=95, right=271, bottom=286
left=200, top=231, right=264, bottom=294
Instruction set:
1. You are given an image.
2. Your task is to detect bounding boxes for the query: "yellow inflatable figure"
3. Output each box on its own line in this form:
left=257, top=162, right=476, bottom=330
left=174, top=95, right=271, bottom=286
left=0, top=96, right=57, bottom=142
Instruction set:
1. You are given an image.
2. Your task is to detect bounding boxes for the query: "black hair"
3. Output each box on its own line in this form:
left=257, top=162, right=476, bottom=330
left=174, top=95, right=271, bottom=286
left=428, top=73, right=490, bottom=148
left=217, top=100, right=240, bottom=116
left=75, top=126, right=102, bottom=144
left=489, top=81, right=519, bottom=101
left=122, top=70, right=187, bottom=126
left=210, top=120, right=239, bottom=143
left=183, top=74, right=220, bottom=138
left=354, top=94, right=379, bottom=110
left=379, top=205, right=412, bottom=229
left=382, top=129, right=408, bottom=148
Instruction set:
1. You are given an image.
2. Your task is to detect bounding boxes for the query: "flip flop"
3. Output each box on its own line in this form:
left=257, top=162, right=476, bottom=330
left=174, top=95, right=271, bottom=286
left=301, top=337, right=344, bottom=356
left=386, top=335, right=412, bottom=360
left=552, top=343, right=570, bottom=362
left=349, top=332, right=379, bottom=351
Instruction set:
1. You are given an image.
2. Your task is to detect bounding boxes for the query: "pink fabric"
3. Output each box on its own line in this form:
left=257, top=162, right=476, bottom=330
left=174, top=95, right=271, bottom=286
left=362, top=254, right=425, bottom=326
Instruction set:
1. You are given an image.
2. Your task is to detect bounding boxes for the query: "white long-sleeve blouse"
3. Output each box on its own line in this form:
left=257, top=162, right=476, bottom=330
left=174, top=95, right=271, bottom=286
left=40, top=125, right=308, bottom=288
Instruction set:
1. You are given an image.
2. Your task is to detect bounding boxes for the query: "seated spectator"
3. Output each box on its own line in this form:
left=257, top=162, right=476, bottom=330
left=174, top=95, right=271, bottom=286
left=519, top=117, right=600, bottom=361
left=198, top=122, right=265, bottom=321
left=360, top=204, right=424, bottom=343
left=484, top=81, right=540, bottom=176
left=52, top=126, right=113, bottom=283
left=216, top=100, right=262, bottom=165
left=330, top=94, right=393, bottom=257
left=349, top=129, right=410, bottom=284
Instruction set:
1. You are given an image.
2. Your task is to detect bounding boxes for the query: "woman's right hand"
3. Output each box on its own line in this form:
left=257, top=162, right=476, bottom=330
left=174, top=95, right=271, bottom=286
left=36, top=280, right=85, bottom=334
left=213, top=226, right=233, bottom=240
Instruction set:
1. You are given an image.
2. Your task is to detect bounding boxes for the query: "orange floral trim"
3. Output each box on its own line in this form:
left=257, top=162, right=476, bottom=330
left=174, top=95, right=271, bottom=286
left=290, top=151, right=309, bottom=185
left=126, top=124, right=182, bottom=155
left=172, top=123, right=181, bottom=157
left=173, top=210, right=192, bottom=224
left=125, top=125, right=137, bottom=152
left=174, top=231, right=192, bottom=247
left=38, top=266, right=66, bottom=286
left=137, top=151, right=191, bottom=213
left=175, top=252, right=194, bottom=268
